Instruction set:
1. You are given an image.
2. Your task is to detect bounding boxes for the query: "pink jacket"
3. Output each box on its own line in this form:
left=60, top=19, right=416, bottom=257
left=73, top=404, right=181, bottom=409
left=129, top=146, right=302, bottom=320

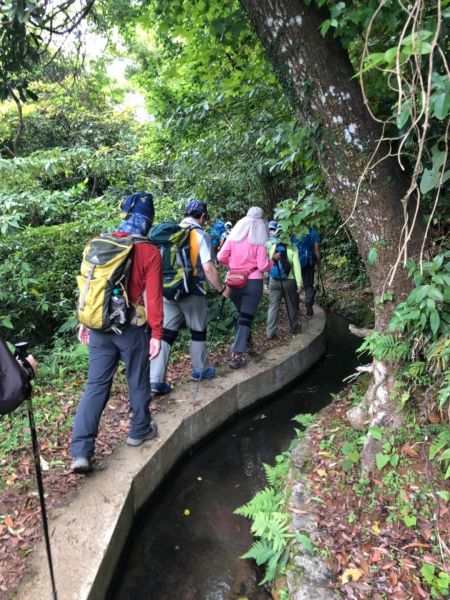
left=217, top=236, right=272, bottom=279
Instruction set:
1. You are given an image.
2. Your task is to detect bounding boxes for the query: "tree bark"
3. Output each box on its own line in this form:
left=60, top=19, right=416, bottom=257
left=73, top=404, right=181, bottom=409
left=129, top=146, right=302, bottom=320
left=240, top=0, right=426, bottom=470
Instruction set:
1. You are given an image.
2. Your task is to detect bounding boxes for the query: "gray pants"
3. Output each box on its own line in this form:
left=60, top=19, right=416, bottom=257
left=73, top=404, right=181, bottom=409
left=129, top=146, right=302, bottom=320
left=229, top=279, right=263, bottom=353
left=150, top=295, right=209, bottom=383
left=71, top=325, right=152, bottom=459
left=267, top=278, right=299, bottom=338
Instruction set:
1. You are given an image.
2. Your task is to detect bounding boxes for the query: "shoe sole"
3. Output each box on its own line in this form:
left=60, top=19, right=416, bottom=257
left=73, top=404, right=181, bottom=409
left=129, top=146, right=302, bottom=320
left=72, top=462, right=92, bottom=474
left=126, top=427, right=158, bottom=446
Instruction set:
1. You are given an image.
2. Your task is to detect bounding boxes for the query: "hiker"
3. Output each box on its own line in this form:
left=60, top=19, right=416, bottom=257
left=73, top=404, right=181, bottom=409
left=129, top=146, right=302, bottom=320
left=149, top=199, right=227, bottom=394
left=217, top=206, right=271, bottom=369
left=0, top=337, right=36, bottom=415
left=266, top=221, right=302, bottom=339
left=209, top=219, right=226, bottom=255
left=292, top=228, right=321, bottom=317
left=217, top=221, right=232, bottom=251
left=70, top=192, right=163, bottom=474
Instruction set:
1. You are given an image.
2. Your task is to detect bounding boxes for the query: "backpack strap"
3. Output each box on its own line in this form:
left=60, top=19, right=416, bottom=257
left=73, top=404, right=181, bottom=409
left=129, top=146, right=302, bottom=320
left=180, top=223, right=202, bottom=276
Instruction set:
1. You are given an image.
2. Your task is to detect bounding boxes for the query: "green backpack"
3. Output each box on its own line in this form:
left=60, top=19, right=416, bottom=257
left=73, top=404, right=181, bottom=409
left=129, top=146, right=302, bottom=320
left=76, top=233, right=147, bottom=333
left=149, top=222, right=205, bottom=300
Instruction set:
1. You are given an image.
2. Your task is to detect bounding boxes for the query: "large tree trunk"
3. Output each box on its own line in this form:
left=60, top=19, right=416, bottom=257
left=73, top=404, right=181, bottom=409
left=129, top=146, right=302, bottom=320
left=240, top=0, right=426, bottom=470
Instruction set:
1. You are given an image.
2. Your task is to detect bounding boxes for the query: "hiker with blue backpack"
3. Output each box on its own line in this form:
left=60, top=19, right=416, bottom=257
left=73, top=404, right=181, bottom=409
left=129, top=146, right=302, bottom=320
left=149, top=200, right=227, bottom=394
left=71, top=192, right=163, bottom=474
left=266, top=221, right=302, bottom=339
left=292, top=228, right=321, bottom=317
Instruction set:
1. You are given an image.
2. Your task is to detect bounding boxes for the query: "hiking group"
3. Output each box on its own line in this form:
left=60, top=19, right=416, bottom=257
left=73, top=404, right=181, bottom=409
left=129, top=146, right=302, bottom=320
left=50, top=192, right=320, bottom=473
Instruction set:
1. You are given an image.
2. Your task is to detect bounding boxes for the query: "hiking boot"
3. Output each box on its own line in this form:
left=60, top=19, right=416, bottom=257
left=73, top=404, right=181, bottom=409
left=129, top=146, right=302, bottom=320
left=266, top=333, right=278, bottom=340
left=229, top=352, right=246, bottom=369
left=71, top=457, right=92, bottom=474
left=151, top=382, right=172, bottom=395
left=192, top=366, right=216, bottom=381
left=126, top=421, right=158, bottom=447
left=291, top=324, right=302, bottom=334
left=306, top=305, right=314, bottom=318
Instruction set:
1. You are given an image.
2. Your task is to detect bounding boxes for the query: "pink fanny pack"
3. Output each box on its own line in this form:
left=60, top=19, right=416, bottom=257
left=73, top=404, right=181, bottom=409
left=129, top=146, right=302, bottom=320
left=226, top=267, right=257, bottom=289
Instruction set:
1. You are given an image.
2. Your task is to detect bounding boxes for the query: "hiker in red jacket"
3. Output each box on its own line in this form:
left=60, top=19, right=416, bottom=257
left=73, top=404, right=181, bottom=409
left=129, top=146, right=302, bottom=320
left=71, top=193, right=163, bottom=474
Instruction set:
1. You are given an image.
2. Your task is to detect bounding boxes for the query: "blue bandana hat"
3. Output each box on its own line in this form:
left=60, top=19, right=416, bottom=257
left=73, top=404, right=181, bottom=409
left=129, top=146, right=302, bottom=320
left=120, top=192, right=154, bottom=222
left=268, top=220, right=278, bottom=231
left=117, top=213, right=151, bottom=236
left=185, top=199, right=208, bottom=219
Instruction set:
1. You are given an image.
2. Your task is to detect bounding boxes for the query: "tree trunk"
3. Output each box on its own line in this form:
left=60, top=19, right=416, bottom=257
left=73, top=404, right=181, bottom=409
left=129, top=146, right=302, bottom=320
left=240, top=0, right=426, bottom=470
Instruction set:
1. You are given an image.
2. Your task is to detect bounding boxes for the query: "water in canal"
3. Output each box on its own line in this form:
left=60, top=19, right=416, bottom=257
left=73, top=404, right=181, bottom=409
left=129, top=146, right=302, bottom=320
left=110, top=313, right=361, bottom=600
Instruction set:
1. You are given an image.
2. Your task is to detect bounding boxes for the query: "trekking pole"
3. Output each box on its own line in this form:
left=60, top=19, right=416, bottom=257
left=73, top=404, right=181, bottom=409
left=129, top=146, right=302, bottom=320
left=192, top=295, right=226, bottom=404
left=14, top=342, right=58, bottom=600
left=274, top=261, right=294, bottom=331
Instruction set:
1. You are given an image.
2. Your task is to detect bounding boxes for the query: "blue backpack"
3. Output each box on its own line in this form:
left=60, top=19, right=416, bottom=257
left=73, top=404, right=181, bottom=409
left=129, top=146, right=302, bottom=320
left=209, top=220, right=226, bottom=250
left=295, top=233, right=316, bottom=267
left=270, top=243, right=291, bottom=279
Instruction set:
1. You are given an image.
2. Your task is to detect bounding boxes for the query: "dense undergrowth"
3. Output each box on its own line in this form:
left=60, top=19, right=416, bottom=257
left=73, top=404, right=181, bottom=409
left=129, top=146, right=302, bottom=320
left=237, top=385, right=450, bottom=599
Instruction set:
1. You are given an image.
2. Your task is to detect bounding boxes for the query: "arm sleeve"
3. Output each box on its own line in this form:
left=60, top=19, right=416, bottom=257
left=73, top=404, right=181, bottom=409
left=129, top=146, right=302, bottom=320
left=256, top=244, right=272, bottom=273
left=198, top=230, right=213, bottom=265
left=290, top=247, right=302, bottom=287
left=144, top=248, right=163, bottom=339
left=217, top=239, right=231, bottom=265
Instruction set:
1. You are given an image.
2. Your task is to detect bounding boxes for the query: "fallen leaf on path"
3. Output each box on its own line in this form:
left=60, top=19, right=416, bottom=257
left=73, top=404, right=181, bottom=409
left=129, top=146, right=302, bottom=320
left=341, top=567, right=363, bottom=584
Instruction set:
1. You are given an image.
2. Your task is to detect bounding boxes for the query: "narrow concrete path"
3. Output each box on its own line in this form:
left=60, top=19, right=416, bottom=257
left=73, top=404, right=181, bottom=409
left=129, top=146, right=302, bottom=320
left=17, top=308, right=326, bottom=600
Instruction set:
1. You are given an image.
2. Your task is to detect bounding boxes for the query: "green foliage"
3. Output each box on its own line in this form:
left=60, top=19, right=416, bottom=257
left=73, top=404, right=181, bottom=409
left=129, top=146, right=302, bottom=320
left=235, top=450, right=293, bottom=585
left=358, top=253, right=450, bottom=418
left=421, top=563, right=450, bottom=598
left=375, top=436, right=400, bottom=471
left=0, top=207, right=115, bottom=344
left=273, top=179, right=335, bottom=241
left=429, top=427, right=450, bottom=480
left=292, top=413, right=316, bottom=429
left=341, top=441, right=360, bottom=471
left=319, top=0, right=450, bottom=220
left=236, top=416, right=316, bottom=586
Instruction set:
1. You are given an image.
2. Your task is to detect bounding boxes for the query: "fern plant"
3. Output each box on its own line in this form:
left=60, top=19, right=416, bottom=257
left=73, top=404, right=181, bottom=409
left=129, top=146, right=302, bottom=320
left=429, top=427, right=450, bottom=479
left=235, top=414, right=316, bottom=586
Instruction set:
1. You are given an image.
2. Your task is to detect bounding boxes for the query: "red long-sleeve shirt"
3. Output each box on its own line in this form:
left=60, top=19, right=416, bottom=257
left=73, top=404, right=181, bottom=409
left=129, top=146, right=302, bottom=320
left=114, top=233, right=163, bottom=339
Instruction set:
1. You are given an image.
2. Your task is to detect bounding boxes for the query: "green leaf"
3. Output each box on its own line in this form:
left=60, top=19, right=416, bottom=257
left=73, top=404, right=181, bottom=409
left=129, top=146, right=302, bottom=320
left=320, top=19, right=332, bottom=37
left=370, top=427, right=383, bottom=441
left=433, top=92, right=450, bottom=120
left=389, top=453, right=399, bottom=468
left=429, top=311, right=440, bottom=335
left=403, top=513, right=416, bottom=527
left=396, top=102, right=410, bottom=129
left=367, top=247, right=378, bottom=266
left=296, top=533, right=315, bottom=555
left=376, top=453, right=390, bottom=470
left=421, top=563, right=435, bottom=583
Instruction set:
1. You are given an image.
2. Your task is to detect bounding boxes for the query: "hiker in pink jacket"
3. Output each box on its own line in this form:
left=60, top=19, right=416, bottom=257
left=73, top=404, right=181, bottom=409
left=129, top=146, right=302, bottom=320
left=217, top=206, right=272, bottom=369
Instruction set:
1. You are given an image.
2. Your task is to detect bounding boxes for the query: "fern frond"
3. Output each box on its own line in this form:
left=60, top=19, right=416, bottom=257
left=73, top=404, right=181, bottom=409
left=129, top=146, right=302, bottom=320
left=241, top=539, right=275, bottom=565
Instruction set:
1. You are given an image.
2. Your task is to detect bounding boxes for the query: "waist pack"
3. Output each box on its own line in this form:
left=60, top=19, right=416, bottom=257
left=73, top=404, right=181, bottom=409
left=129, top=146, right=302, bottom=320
left=226, top=267, right=257, bottom=289
left=149, top=222, right=205, bottom=300
left=76, top=233, right=148, bottom=333
left=0, top=338, right=31, bottom=415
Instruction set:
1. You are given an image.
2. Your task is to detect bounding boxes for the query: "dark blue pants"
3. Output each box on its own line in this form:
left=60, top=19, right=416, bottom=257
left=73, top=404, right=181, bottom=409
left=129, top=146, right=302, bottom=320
left=71, top=326, right=152, bottom=459
left=229, top=279, right=263, bottom=353
left=301, top=265, right=316, bottom=307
